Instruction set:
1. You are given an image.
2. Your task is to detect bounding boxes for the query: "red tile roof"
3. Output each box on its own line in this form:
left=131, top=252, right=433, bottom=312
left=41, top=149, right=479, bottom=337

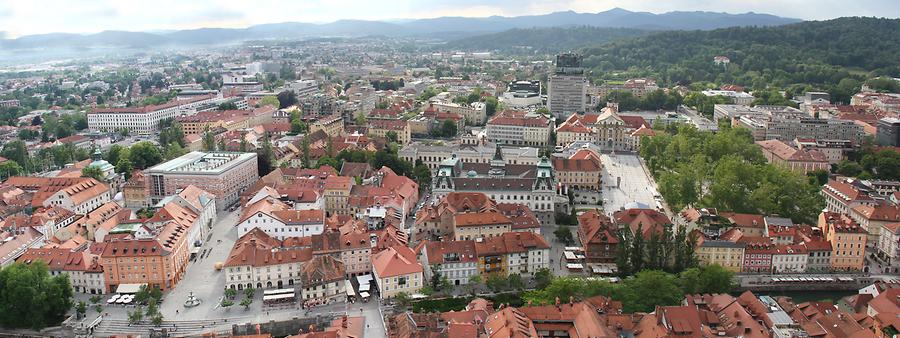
left=424, top=240, right=478, bottom=265
left=372, top=245, right=422, bottom=278
left=454, top=211, right=511, bottom=227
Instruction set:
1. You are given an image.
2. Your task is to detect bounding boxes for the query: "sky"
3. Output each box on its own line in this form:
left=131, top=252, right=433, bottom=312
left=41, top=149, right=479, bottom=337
left=1, top=0, right=898, bottom=38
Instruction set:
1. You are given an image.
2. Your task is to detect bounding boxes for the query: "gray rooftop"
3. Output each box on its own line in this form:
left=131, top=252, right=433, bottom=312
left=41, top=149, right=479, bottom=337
left=147, top=151, right=257, bottom=175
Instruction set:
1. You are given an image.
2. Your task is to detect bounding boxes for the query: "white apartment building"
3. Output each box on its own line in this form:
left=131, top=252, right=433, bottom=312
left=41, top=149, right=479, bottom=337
left=154, top=185, right=217, bottom=245
left=399, top=139, right=539, bottom=171
left=43, top=178, right=111, bottom=215
left=87, top=94, right=224, bottom=135
left=420, top=241, right=478, bottom=286
left=702, top=90, right=755, bottom=105
left=223, top=229, right=311, bottom=290
left=485, top=111, right=553, bottom=147
left=237, top=206, right=325, bottom=240
left=18, top=248, right=107, bottom=294
left=771, top=246, right=808, bottom=274
left=877, top=223, right=900, bottom=273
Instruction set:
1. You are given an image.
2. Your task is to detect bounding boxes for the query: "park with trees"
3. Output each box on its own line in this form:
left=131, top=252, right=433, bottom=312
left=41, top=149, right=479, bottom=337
left=641, top=123, right=824, bottom=224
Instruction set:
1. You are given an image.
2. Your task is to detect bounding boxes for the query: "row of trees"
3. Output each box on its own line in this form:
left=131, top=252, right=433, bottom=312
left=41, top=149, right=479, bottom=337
left=1, top=141, right=92, bottom=177
left=102, top=141, right=167, bottom=180
left=221, top=287, right=254, bottom=310
left=9, top=113, right=89, bottom=142
left=682, top=92, right=734, bottom=118
left=523, top=265, right=734, bottom=313
left=616, top=225, right=698, bottom=277
left=370, top=79, right=405, bottom=91
left=126, top=284, right=166, bottom=325
left=641, top=124, right=824, bottom=224
left=429, top=120, right=459, bottom=138
left=834, top=144, right=900, bottom=181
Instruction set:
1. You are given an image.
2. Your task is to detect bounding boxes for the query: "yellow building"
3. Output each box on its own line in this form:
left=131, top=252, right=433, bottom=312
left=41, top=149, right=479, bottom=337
left=309, top=115, right=344, bottom=137
left=696, top=239, right=745, bottom=272
left=367, top=119, right=410, bottom=145
left=820, top=212, right=868, bottom=271
left=371, top=246, right=423, bottom=299
left=324, top=176, right=352, bottom=216
left=452, top=211, right=512, bottom=241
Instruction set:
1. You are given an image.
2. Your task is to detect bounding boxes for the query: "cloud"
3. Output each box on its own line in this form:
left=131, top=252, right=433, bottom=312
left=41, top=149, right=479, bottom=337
left=0, top=0, right=898, bottom=37
left=170, top=8, right=246, bottom=25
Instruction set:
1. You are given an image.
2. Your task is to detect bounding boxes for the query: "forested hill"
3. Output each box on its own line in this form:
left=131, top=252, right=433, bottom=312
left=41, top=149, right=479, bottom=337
left=443, top=26, right=651, bottom=53
left=581, top=17, right=900, bottom=91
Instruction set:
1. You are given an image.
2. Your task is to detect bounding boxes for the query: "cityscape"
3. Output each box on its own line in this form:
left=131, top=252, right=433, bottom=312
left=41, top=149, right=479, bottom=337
left=1, top=1, right=900, bottom=337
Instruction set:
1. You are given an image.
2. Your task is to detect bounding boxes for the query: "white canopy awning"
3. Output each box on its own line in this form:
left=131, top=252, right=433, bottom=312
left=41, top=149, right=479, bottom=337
left=116, top=283, right=146, bottom=294
left=345, top=281, right=355, bottom=297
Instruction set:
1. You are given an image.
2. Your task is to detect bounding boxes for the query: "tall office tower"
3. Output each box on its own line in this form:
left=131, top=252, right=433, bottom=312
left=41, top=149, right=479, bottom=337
left=548, top=53, right=587, bottom=118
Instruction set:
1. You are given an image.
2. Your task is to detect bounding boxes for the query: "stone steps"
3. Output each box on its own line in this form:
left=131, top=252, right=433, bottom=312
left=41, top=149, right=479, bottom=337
left=93, top=317, right=252, bottom=336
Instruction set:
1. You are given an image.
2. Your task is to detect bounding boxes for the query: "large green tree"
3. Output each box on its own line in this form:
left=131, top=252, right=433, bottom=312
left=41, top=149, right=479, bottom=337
left=0, top=262, right=74, bottom=329
left=129, top=141, right=163, bottom=169
left=81, top=166, right=104, bottom=181
left=0, top=161, right=23, bottom=180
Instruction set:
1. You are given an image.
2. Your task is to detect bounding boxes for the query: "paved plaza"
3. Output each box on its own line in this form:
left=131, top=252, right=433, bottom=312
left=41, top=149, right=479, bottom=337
left=599, top=153, right=664, bottom=218
left=159, top=208, right=241, bottom=320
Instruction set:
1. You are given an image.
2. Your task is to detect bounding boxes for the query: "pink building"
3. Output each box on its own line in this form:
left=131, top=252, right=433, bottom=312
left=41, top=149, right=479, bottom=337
left=756, top=139, right=830, bottom=174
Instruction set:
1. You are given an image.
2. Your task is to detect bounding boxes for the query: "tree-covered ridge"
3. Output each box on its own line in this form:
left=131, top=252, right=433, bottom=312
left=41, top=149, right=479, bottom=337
left=445, top=26, right=650, bottom=53
left=582, top=17, right=900, bottom=90
left=641, top=124, right=824, bottom=224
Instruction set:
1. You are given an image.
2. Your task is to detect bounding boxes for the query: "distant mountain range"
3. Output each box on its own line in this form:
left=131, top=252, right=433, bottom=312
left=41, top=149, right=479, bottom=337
left=443, top=26, right=653, bottom=53
left=0, top=8, right=800, bottom=50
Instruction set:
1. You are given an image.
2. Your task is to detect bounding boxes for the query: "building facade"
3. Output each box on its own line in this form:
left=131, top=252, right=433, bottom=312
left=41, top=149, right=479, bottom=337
left=486, top=111, right=553, bottom=147
left=432, top=152, right=560, bottom=225
left=697, top=239, right=745, bottom=272
left=146, top=151, right=259, bottom=210
left=88, top=94, right=224, bottom=135
left=371, top=245, right=423, bottom=298
left=548, top=53, right=587, bottom=118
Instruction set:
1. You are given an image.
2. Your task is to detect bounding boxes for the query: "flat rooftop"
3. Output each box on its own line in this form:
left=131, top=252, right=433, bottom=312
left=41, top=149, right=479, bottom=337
left=147, top=151, right=257, bottom=175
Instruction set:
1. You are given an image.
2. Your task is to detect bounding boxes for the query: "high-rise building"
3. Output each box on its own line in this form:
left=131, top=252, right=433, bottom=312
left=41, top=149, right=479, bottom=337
left=548, top=53, right=587, bottom=118
left=876, top=117, right=900, bottom=146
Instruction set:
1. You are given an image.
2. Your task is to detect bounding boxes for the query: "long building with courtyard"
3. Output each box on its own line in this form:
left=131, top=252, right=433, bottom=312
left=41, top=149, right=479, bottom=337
left=432, top=147, right=563, bottom=225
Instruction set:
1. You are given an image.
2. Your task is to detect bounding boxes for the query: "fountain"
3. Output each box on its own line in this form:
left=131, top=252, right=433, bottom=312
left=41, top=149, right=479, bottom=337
left=184, top=291, right=201, bottom=308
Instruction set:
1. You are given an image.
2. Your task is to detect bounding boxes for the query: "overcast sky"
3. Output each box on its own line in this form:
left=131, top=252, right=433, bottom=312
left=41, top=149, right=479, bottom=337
left=1, top=0, right=898, bottom=38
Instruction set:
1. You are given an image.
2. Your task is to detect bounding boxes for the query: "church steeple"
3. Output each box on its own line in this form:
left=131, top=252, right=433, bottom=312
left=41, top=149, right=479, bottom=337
left=91, top=144, right=103, bottom=161
left=489, top=145, right=506, bottom=178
